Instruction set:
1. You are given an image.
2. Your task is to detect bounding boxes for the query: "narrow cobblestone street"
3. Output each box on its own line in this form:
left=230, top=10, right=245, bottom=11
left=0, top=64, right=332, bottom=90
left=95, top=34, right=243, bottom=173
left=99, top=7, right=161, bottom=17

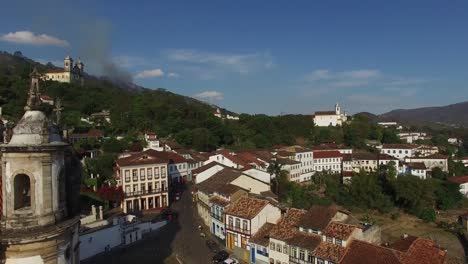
left=83, top=185, right=215, bottom=264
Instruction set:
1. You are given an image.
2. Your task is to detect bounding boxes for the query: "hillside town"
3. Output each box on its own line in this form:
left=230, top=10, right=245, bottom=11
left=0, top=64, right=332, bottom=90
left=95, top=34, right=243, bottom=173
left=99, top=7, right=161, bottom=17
left=2, top=2, right=468, bottom=264
left=1, top=68, right=467, bottom=264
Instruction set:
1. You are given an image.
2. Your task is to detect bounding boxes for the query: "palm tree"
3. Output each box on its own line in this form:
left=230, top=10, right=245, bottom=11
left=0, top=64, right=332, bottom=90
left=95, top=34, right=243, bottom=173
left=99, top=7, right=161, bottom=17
left=267, top=160, right=284, bottom=195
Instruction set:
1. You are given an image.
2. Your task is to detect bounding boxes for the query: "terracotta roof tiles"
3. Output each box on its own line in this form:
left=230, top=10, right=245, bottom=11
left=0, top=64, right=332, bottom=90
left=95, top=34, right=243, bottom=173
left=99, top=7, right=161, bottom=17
left=224, top=196, right=269, bottom=219
left=323, top=222, right=357, bottom=241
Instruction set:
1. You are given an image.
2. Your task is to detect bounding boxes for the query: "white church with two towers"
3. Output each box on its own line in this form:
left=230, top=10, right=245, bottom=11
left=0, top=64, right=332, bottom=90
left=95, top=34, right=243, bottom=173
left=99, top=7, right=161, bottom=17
left=43, top=56, right=84, bottom=85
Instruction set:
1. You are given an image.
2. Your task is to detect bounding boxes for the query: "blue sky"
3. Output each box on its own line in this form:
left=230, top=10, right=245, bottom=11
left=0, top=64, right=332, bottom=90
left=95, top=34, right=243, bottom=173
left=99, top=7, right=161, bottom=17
left=1, top=0, right=467, bottom=115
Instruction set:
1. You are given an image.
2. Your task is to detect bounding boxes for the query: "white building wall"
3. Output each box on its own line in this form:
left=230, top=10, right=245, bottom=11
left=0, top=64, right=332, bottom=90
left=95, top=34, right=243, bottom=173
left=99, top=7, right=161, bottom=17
left=459, top=183, right=468, bottom=196
left=205, top=154, right=237, bottom=168
left=314, top=115, right=339, bottom=127
left=194, top=164, right=225, bottom=184
left=230, top=175, right=270, bottom=195
left=250, top=204, right=281, bottom=234
left=380, top=148, right=415, bottom=160
left=269, top=238, right=289, bottom=264
left=79, top=225, right=121, bottom=260
left=242, top=168, right=271, bottom=184
left=5, top=256, right=44, bottom=264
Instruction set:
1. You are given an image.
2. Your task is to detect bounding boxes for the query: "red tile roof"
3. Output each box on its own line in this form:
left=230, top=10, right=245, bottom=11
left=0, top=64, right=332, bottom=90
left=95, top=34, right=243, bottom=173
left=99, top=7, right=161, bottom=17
left=224, top=196, right=270, bottom=219
left=313, top=151, right=343, bottom=159
left=411, top=153, right=448, bottom=160
left=448, top=176, right=468, bottom=184
left=216, top=149, right=252, bottom=169
left=87, top=129, right=104, bottom=137
left=269, top=208, right=307, bottom=241
left=323, top=222, right=357, bottom=240
left=396, top=237, right=447, bottom=264
left=314, top=111, right=337, bottom=116
left=191, top=162, right=224, bottom=174
left=250, top=223, right=276, bottom=246
left=209, top=196, right=231, bottom=207
left=340, top=240, right=401, bottom=264
left=313, top=242, right=346, bottom=263
left=297, top=205, right=339, bottom=231
left=117, top=149, right=167, bottom=167
left=237, top=152, right=266, bottom=167
left=40, top=95, right=53, bottom=100
left=407, top=162, right=426, bottom=170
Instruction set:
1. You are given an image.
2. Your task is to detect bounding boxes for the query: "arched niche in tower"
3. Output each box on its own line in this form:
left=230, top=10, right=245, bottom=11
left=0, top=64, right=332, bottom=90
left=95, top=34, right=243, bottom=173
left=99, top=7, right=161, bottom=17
left=14, top=174, right=32, bottom=210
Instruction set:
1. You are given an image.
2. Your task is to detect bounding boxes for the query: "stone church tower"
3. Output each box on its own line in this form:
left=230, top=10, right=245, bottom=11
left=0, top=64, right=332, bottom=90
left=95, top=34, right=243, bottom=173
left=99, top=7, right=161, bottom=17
left=0, top=69, right=80, bottom=264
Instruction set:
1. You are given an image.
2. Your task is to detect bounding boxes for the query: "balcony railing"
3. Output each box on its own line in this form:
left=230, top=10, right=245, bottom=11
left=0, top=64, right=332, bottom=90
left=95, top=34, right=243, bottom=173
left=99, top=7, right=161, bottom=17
left=124, top=187, right=168, bottom=198
left=225, top=224, right=250, bottom=234
left=211, top=213, right=223, bottom=222
left=289, top=256, right=313, bottom=264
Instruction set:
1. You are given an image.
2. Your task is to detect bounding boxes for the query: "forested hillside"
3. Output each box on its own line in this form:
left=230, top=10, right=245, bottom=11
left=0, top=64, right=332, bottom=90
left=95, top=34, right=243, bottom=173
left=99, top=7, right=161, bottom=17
left=0, top=51, right=316, bottom=151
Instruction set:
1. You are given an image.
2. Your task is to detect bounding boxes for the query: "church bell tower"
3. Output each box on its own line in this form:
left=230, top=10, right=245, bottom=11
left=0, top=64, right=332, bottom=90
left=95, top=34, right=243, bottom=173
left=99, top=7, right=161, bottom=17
left=0, top=69, right=80, bottom=264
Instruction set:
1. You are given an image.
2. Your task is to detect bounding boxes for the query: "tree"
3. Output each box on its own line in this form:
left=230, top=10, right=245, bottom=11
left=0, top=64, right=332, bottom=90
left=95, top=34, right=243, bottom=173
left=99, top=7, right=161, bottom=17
left=267, top=160, right=284, bottom=195
left=347, top=171, right=393, bottom=212
left=431, top=167, right=447, bottom=180
left=394, top=176, right=434, bottom=218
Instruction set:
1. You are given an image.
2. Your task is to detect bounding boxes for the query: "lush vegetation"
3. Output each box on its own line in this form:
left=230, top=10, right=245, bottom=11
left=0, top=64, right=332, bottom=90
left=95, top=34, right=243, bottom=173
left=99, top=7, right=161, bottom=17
left=0, top=51, right=409, bottom=153
left=274, top=165, right=465, bottom=222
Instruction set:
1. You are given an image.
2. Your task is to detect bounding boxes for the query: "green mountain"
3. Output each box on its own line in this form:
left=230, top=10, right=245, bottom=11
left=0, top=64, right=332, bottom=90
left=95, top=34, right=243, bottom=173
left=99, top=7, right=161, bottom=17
left=0, top=51, right=315, bottom=151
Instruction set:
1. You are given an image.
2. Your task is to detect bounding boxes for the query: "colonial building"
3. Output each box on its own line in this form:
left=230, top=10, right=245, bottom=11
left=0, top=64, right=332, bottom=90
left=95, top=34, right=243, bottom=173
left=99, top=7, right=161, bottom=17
left=404, top=153, right=448, bottom=172
left=404, top=162, right=428, bottom=179
left=277, top=146, right=314, bottom=182
left=312, top=103, right=347, bottom=127
left=342, top=153, right=399, bottom=173
left=43, top=56, right=84, bottom=85
left=313, top=151, right=343, bottom=174
left=378, top=144, right=419, bottom=161
left=224, top=196, right=281, bottom=262
left=115, top=150, right=169, bottom=213
left=276, top=158, right=302, bottom=183
left=0, top=69, right=80, bottom=264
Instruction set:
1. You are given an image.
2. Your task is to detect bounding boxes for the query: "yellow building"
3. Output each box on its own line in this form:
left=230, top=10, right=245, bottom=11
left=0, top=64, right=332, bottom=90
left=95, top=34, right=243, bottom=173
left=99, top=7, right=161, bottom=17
left=43, top=56, right=84, bottom=85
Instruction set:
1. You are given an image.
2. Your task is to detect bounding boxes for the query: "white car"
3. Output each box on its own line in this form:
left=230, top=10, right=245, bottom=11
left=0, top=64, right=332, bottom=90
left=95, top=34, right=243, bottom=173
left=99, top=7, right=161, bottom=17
left=223, top=258, right=239, bottom=264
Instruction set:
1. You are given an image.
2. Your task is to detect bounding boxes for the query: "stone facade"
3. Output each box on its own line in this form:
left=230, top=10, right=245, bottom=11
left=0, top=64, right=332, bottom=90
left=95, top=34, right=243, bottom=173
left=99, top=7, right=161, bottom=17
left=0, top=69, right=80, bottom=264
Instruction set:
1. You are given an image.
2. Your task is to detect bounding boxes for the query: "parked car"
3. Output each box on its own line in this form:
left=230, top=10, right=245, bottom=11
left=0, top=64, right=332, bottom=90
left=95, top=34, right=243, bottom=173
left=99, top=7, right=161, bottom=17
left=212, top=250, right=229, bottom=263
left=223, top=258, right=239, bottom=264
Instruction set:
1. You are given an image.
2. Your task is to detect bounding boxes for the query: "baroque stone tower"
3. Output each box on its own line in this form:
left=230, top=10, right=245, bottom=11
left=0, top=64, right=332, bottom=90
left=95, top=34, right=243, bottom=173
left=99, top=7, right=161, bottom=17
left=0, top=69, right=80, bottom=264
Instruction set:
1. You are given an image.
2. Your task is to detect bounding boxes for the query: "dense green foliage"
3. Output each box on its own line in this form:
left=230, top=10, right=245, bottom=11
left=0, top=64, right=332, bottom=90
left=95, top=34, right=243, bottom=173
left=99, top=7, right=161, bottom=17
left=276, top=166, right=464, bottom=222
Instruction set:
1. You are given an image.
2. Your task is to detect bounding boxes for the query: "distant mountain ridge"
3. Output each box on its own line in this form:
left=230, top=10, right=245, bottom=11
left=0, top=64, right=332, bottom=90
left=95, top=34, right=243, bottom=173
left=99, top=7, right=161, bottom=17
left=377, top=101, right=468, bottom=125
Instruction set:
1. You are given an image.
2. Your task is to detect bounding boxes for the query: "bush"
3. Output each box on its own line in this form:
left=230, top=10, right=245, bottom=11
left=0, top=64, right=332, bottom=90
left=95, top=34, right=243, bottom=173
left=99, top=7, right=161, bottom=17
left=419, top=208, right=436, bottom=222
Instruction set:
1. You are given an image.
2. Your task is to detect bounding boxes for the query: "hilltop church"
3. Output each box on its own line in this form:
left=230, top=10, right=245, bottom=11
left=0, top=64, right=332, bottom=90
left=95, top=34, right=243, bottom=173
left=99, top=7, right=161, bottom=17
left=43, top=56, right=84, bottom=85
left=312, top=103, right=348, bottom=127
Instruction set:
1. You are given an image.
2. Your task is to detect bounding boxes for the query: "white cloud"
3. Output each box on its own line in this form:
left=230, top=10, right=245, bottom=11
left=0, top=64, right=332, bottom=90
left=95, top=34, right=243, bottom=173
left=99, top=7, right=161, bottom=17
left=0, top=31, right=69, bottom=47
left=194, top=90, right=224, bottom=100
left=304, top=69, right=381, bottom=88
left=166, top=49, right=274, bottom=74
left=135, top=69, right=165, bottom=78
left=305, top=69, right=330, bottom=81
left=168, top=72, right=180, bottom=78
